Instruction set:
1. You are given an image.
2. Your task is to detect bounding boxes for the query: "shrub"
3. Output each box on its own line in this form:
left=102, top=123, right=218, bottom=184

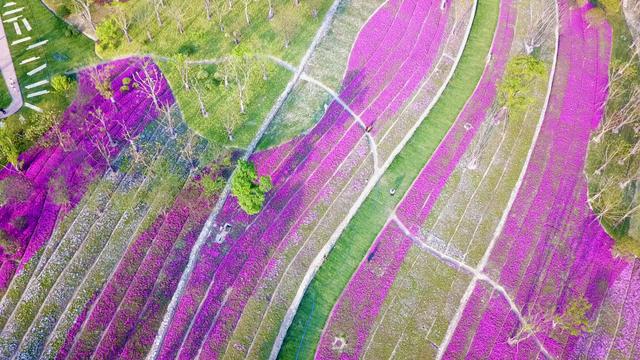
left=201, top=175, right=225, bottom=196
left=51, top=74, right=73, bottom=94
left=597, top=0, right=620, bottom=15
left=57, top=4, right=71, bottom=17
left=585, top=8, right=607, bottom=26
left=497, top=55, right=546, bottom=114
left=231, top=160, right=272, bottom=215
left=96, top=18, right=121, bottom=50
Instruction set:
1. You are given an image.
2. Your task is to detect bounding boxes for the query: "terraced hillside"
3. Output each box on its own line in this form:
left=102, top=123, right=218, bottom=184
left=0, top=0, right=639, bottom=358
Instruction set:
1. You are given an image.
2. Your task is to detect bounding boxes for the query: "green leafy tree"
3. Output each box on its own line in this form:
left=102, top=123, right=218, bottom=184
left=598, top=0, right=620, bottom=15
left=0, top=129, right=21, bottom=171
left=231, top=159, right=272, bottom=215
left=96, top=17, right=121, bottom=50
left=554, top=296, right=593, bottom=336
left=51, top=75, right=73, bottom=94
left=585, top=7, right=606, bottom=26
left=497, top=55, right=546, bottom=114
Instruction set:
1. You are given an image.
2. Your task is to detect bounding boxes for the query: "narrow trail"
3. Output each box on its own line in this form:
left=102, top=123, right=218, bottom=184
left=146, top=1, right=344, bottom=357
left=265, top=54, right=380, bottom=171
left=391, top=214, right=553, bottom=359
left=0, top=13, right=23, bottom=118
left=268, top=1, right=479, bottom=356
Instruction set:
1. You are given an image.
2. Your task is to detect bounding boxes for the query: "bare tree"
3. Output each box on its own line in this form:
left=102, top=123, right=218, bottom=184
left=272, top=4, right=302, bottom=48
left=159, top=103, right=179, bottom=139
left=133, top=61, right=165, bottom=110
left=204, top=0, right=213, bottom=20
left=71, top=0, right=96, bottom=32
left=508, top=297, right=592, bottom=347
left=150, top=0, right=164, bottom=26
left=228, top=54, right=256, bottom=114
left=85, top=115, right=115, bottom=170
left=181, top=131, right=201, bottom=172
left=89, top=64, right=116, bottom=102
left=172, top=54, right=192, bottom=91
left=112, top=4, right=134, bottom=43
left=51, top=122, right=75, bottom=152
left=523, top=1, right=564, bottom=54
left=215, top=56, right=233, bottom=88
left=266, top=0, right=274, bottom=19
left=593, top=86, right=640, bottom=142
left=221, top=98, right=242, bottom=141
left=89, top=108, right=116, bottom=147
left=212, top=0, right=225, bottom=31
left=467, top=103, right=507, bottom=169
left=193, top=83, right=209, bottom=118
left=171, top=2, right=187, bottom=33
left=117, top=117, right=146, bottom=166
left=242, top=0, right=252, bottom=24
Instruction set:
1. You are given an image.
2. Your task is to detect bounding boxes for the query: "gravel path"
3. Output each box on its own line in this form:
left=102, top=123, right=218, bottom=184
left=0, top=14, right=23, bottom=118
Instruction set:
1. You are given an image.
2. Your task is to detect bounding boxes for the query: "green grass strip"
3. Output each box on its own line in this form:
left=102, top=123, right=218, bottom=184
left=277, top=0, right=500, bottom=358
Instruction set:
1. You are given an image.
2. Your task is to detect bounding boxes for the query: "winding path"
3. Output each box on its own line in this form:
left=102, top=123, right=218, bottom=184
left=147, top=1, right=344, bottom=357
left=0, top=13, right=22, bottom=118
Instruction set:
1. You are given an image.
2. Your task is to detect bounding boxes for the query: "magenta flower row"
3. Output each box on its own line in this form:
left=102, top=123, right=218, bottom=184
left=316, top=0, right=518, bottom=357
left=0, top=57, right=173, bottom=293
left=158, top=0, right=452, bottom=356
left=444, top=3, right=635, bottom=358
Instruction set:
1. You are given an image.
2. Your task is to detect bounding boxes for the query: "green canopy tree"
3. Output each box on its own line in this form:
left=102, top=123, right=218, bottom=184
left=96, top=17, right=121, bottom=50
left=231, top=159, right=272, bottom=215
left=497, top=55, right=546, bottom=115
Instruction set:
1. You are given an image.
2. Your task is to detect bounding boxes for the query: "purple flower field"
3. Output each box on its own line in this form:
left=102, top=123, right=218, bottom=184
left=1, top=0, right=637, bottom=358
left=443, top=2, right=640, bottom=358
left=0, top=57, right=172, bottom=293
left=316, top=0, right=517, bottom=357
left=154, top=0, right=453, bottom=357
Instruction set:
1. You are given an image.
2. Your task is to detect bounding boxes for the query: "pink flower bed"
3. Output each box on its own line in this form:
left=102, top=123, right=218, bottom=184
left=443, top=2, right=633, bottom=358
left=55, top=292, right=98, bottom=360
left=63, top=183, right=216, bottom=359
left=316, top=1, right=517, bottom=357
left=0, top=57, right=173, bottom=293
left=158, top=0, right=452, bottom=357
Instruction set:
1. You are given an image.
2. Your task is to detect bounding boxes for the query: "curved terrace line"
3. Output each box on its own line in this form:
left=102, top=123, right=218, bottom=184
left=269, top=0, right=480, bottom=357
left=9, top=126, right=182, bottom=359
left=391, top=215, right=554, bottom=359
left=147, top=1, right=344, bottom=357
left=263, top=54, right=380, bottom=171
left=236, top=5, right=467, bottom=352
left=436, top=0, right=561, bottom=357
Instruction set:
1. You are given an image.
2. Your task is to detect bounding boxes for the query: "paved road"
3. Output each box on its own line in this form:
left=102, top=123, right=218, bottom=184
left=0, top=14, right=23, bottom=119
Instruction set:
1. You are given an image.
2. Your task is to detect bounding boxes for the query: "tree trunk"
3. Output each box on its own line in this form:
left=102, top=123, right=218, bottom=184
left=155, top=7, right=163, bottom=26
left=205, top=0, right=212, bottom=20
left=123, top=28, right=132, bottom=43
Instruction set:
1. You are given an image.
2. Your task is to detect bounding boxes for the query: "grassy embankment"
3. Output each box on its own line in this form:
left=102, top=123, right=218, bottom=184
left=585, top=1, right=640, bottom=256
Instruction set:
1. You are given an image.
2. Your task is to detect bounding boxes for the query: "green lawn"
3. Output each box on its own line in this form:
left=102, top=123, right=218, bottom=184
left=277, top=0, right=501, bottom=357
left=0, top=0, right=96, bottom=161
left=92, top=0, right=334, bottom=148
